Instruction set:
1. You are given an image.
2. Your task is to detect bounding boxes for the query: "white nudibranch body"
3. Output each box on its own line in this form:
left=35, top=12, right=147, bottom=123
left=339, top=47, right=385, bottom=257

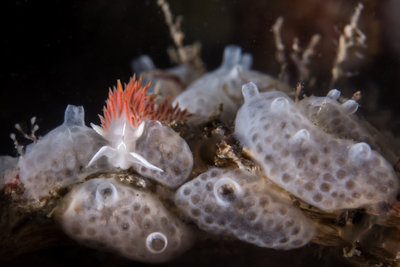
left=88, top=77, right=193, bottom=188
left=89, top=114, right=162, bottom=172
left=88, top=79, right=163, bottom=172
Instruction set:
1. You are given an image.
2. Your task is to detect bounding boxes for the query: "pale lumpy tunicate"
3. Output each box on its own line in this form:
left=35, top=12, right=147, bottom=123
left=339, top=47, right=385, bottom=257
left=58, top=178, right=194, bottom=263
left=19, top=105, right=110, bottom=200
left=234, top=82, right=398, bottom=212
left=175, top=167, right=316, bottom=249
left=173, top=45, right=289, bottom=124
left=298, top=89, right=399, bottom=165
left=134, top=120, right=193, bottom=188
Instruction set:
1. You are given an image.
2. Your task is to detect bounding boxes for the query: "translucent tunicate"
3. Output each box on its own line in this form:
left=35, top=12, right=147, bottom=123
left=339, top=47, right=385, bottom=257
left=18, top=105, right=110, bottom=200
left=175, top=168, right=316, bottom=249
left=235, top=83, right=398, bottom=211
left=58, top=178, right=193, bottom=263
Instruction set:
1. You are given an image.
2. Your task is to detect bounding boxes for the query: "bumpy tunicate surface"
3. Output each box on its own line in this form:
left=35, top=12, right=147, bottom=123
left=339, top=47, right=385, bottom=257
left=175, top=168, right=316, bottom=249
left=59, top=178, right=193, bottom=263
left=19, top=105, right=110, bottom=199
left=298, top=89, right=399, bottom=165
left=133, top=121, right=193, bottom=188
left=235, top=83, right=398, bottom=211
left=173, top=45, right=289, bottom=124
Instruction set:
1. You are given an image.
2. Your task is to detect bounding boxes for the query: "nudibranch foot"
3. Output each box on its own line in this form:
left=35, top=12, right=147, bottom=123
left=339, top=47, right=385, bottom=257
left=88, top=145, right=164, bottom=172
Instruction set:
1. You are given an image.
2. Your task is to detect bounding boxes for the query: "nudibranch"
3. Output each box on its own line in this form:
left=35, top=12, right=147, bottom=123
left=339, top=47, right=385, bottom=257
left=88, top=76, right=189, bottom=172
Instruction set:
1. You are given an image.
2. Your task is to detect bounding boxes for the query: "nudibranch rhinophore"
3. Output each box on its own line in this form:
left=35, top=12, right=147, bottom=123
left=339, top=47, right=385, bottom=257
left=89, top=76, right=194, bottom=188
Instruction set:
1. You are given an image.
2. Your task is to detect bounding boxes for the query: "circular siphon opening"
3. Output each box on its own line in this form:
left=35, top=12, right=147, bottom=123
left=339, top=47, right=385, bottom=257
left=214, top=177, right=242, bottom=206
left=95, top=181, right=118, bottom=207
left=146, top=232, right=168, bottom=254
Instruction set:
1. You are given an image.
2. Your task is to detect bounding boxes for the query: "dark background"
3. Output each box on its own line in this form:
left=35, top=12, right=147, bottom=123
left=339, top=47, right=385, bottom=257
left=3, top=0, right=400, bottom=156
